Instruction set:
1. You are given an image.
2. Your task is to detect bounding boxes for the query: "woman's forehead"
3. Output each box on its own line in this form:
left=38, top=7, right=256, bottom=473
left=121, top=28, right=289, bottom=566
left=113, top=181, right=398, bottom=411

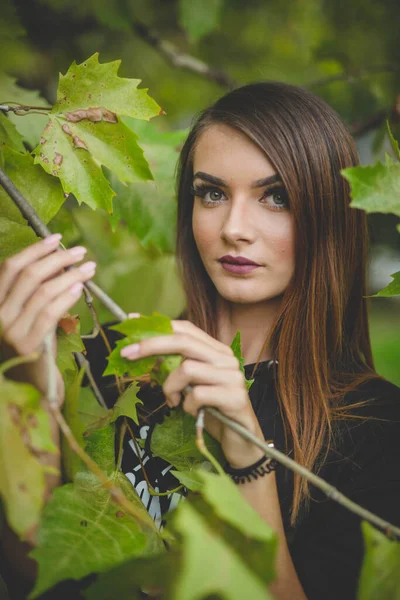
left=193, top=124, right=277, bottom=185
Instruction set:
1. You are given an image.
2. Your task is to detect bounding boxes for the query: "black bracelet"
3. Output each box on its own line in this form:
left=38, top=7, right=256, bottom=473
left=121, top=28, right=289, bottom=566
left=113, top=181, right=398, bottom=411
left=224, top=445, right=277, bottom=485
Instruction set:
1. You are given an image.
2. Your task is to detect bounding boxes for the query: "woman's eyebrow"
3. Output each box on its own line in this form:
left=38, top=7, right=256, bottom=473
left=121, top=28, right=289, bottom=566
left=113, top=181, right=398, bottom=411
left=193, top=171, right=282, bottom=188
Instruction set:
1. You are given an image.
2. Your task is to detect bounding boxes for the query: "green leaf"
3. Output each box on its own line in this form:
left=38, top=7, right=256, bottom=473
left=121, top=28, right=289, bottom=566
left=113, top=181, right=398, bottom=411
left=387, top=120, right=400, bottom=161
left=33, top=53, right=160, bottom=212
left=341, top=156, right=400, bottom=217
left=110, top=382, right=143, bottom=425
left=151, top=406, right=224, bottom=471
left=170, top=469, right=204, bottom=492
left=169, top=501, right=274, bottom=600
left=231, top=331, right=255, bottom=391
left=357, top=522, right=400, bottom=600
left=61, top=367, right=88, bottom=482
left=0, top=374, right=57, bottom=540
left=29, top=423, right=163, bottom=598
left=56, top=319, right=85, bottom=377
left=179, top=0, right=223, bottom=42
left=54, top=53, right=161, bottom=120
left=0, top=217, right=38, bottom=262
left=104, top=313, right=182, bottom=384
left=0, top=148, right=66, bottom=260
left=0, top=74, right=49, bottom=148
left=0, top=112, right=25, bottom=153
left=373, top=270, right=400, bottom=297
left=29, top=472, right=163, bottom=598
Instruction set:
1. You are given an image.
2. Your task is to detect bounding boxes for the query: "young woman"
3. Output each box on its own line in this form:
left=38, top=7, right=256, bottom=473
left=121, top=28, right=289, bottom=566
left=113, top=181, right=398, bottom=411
left=1, top=82, right=399, bottom=600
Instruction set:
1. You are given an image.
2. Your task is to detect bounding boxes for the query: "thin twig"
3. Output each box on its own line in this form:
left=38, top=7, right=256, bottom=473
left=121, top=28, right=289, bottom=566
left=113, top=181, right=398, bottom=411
left=125, top=419, right=183, bottom=497
left=73, top=352, right=108, bottom=409
left=131, top=20, right=238, bottom=90
left=0, top=104, right=52, bottom=114
left=204, top=406, right=400, bottom=540
left=0, top=165, right=128, bottom=322
left=117, top=421, right=127, bottom=470
left=195, top=408, right=224, bottom=476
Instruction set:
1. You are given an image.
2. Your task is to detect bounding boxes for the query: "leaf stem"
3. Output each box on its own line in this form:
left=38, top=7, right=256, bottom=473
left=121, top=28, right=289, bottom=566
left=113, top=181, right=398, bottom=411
left=125, top=419, right=183, bottom=497
left=0, top=351, right=40, bottom=376
left=195, top=409, right=225, bottom=476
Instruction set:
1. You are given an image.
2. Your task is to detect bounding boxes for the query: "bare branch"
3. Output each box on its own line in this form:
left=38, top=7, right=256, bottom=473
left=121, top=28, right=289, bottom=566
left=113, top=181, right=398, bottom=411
left=131, top=20, right=238, bottom=90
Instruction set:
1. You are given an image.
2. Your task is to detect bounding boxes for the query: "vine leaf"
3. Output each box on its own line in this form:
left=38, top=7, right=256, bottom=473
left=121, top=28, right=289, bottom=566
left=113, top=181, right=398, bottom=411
left=0, top=73, right=49, bottom=147
left=372, top=270, right=400, bottom=297
left=0, top=148, right=66, bottom=260
left=231, top=331, right=255, bottom=391
left=56, top=316, right=85, bottom=377
left=358, top=522, right=400, bottom=600
left=104, top=313, right=182, bottom=384
left=0, top=374, right=57, bottom=541
left=151, top=406, right=224, bottom=471
left=33, top=53, right=161, bottom=213
left=167, top=472, right=277, bottom=600
left=82, top=382, right=143, bottom=433
left=341, top=154, right=400, bottom=217
left=0, top=112, right=25, bottom=154
left=29, top=425, right=163, bottom=598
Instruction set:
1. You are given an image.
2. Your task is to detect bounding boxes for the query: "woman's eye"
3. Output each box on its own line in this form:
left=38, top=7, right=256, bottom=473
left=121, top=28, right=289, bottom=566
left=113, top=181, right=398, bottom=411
left=262, top=189, right=289, bottom=210
left=208, top=190, right=224, bottom=201
left=192, top=185, right=225, bottom=205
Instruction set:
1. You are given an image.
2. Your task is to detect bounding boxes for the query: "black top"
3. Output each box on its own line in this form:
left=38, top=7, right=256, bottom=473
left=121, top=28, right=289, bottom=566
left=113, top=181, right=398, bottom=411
left=81, top=322, right=400, bottom=600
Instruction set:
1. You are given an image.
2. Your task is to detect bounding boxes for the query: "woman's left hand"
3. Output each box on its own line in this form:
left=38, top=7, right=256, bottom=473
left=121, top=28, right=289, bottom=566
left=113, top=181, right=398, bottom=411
left=120, top=319, right=265, bottom=468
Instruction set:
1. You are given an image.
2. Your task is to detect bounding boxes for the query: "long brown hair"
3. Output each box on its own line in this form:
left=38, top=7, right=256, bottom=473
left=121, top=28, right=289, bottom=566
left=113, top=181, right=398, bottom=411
left=175, top=82, right=380, bottom=525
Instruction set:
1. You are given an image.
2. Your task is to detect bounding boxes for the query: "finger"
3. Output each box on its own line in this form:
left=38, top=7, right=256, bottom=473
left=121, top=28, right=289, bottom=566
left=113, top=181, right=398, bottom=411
left=14, top=261, right=96, bottom=336
left=171, top=320, right=234, bottom=356
left=182, top=385, right=249, bottom=419
left=0, top=234, right=62, bottom=305
left=7, top=281, right=85, bottom=356
left=0, top=246, right=89, bottom=328
left=122, top=333, right=239, bottom=369
left=163, top=360, right=244, bottom=401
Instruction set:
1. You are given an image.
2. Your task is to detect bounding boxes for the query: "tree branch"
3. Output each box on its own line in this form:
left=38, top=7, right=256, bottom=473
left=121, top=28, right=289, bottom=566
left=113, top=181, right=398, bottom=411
left=131, top=20, right=238, bottom=90
left=202, top=407, right=400, bottom=540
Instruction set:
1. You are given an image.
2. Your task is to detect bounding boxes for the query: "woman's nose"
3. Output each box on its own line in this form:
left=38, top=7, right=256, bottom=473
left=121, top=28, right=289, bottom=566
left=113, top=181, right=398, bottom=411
left=220, top=199, right=256, bottom=244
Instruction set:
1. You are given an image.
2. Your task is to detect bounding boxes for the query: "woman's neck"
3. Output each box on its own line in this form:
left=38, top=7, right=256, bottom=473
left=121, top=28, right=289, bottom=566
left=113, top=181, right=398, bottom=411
left=216, top=296, right=282, bottom=365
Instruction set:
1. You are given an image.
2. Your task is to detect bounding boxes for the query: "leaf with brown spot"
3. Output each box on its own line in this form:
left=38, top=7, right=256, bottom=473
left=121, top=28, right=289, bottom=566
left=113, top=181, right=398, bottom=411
left=53, top=152, right=63, bottom=166
left=32, top=54, right=159, bottom=212
left=72, top=135, right=88, bottom=150
left=0, top=373, right=58, bottom=540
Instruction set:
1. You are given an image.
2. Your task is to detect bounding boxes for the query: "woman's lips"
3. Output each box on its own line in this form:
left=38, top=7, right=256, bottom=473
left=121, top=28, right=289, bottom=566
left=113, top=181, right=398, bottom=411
left=220, top=262, right=261, bottom=274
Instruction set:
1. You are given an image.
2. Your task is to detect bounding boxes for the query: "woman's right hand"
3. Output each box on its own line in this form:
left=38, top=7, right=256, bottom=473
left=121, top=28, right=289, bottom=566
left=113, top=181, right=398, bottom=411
left=0, top=233, right=97, bottom=402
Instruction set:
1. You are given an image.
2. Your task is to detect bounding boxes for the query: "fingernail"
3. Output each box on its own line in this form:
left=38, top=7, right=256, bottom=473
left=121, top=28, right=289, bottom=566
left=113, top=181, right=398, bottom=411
left=121, top=344, right=140, bottom=357
left=69, top=246, right=87, bottom=256
left=44, top=233, right=62, bottom=245
left=79, top=261, right=96, bottom=272
left=128, top=313, right=140, bottom=318
left=70, top=282, right=84, bottom=295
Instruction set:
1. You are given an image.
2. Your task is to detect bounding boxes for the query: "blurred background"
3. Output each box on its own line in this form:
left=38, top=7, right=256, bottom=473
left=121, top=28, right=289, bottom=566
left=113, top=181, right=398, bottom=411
left=1, top=0, right=399, bottom=383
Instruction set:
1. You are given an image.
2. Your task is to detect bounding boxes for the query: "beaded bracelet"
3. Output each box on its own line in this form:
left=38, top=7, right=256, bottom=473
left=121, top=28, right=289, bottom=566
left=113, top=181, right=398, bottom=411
left=224, top=443, right=277, bottom=484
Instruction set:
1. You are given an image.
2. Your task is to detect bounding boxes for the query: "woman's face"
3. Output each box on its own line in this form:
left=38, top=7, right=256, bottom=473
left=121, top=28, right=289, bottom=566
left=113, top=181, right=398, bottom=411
left=192, top=124, right=295, bottom=306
